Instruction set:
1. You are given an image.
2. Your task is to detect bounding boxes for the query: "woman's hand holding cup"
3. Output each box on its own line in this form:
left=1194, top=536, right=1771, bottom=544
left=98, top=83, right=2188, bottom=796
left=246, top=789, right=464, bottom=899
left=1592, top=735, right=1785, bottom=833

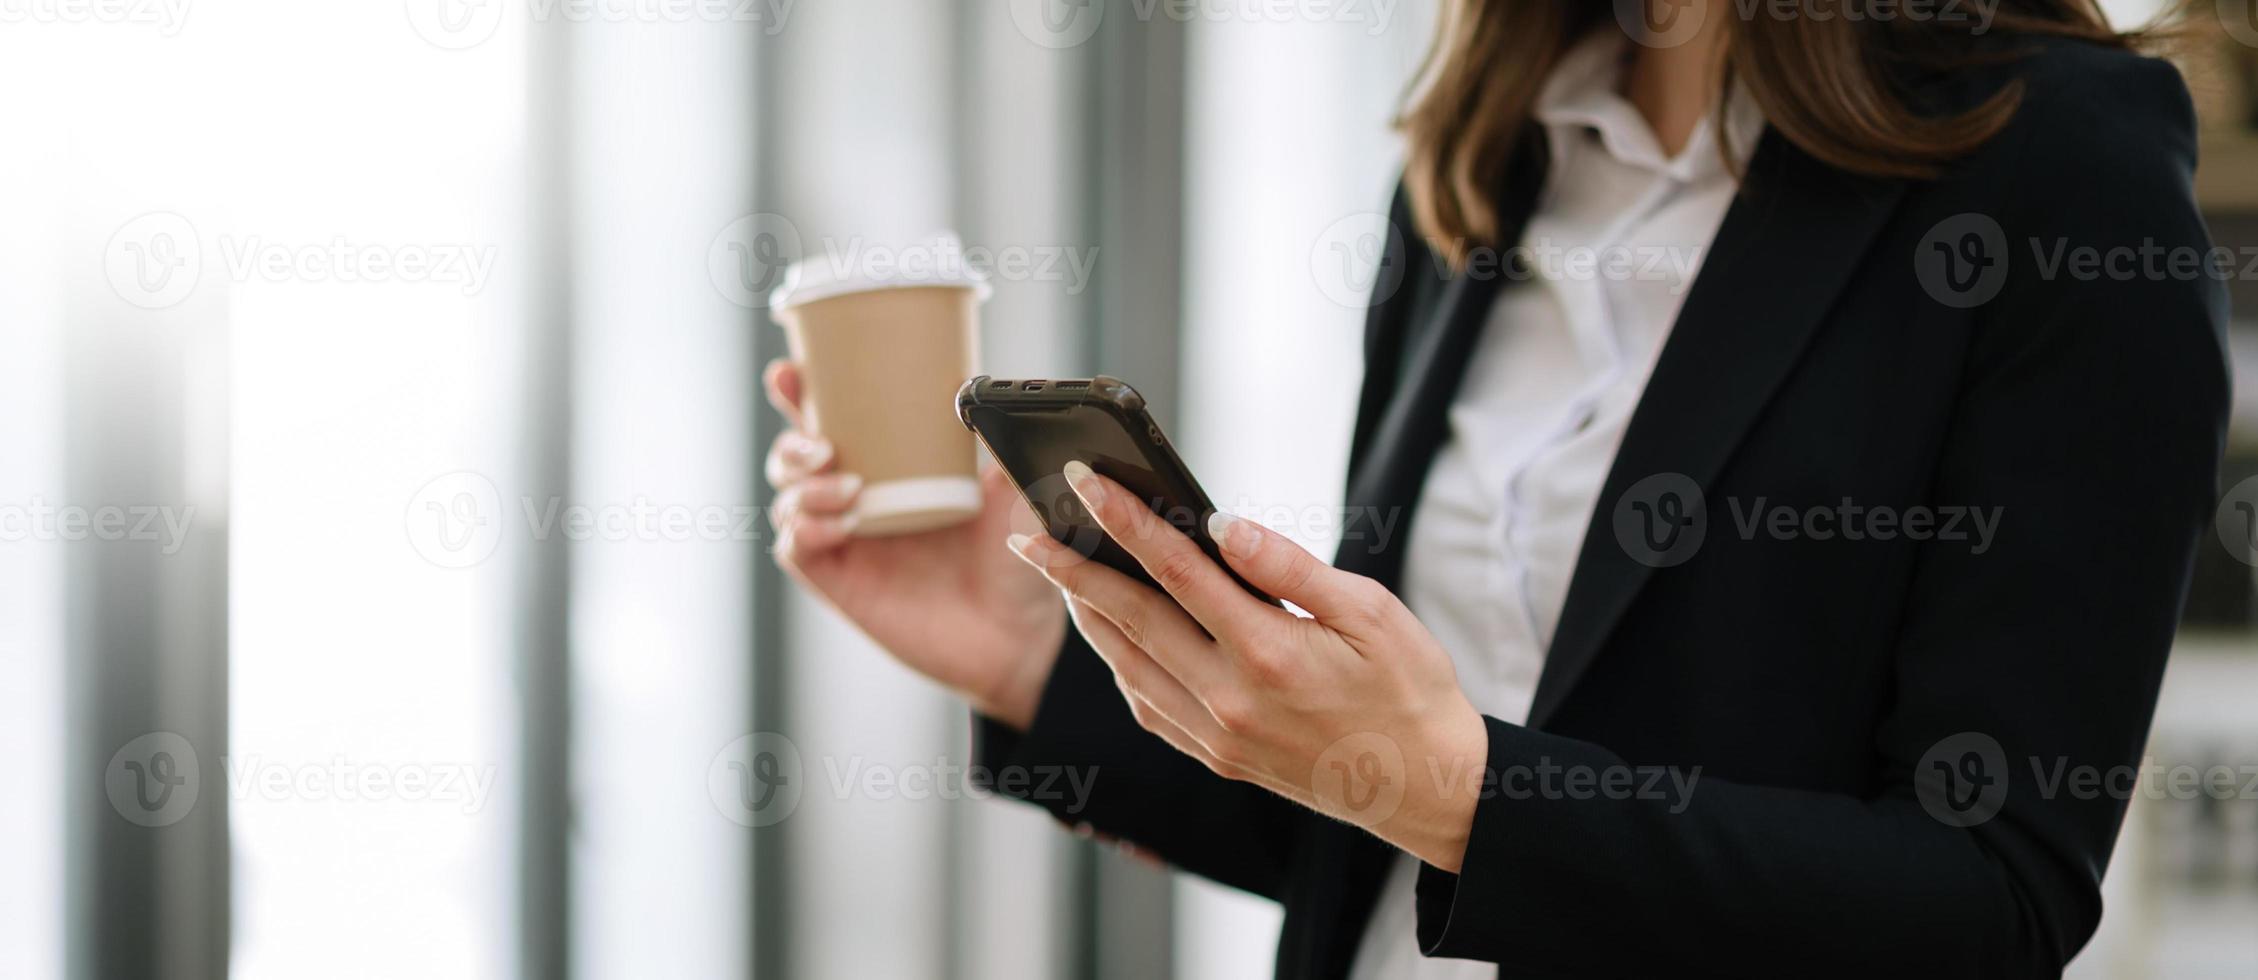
left=764, top=358, right=1066, bottom=730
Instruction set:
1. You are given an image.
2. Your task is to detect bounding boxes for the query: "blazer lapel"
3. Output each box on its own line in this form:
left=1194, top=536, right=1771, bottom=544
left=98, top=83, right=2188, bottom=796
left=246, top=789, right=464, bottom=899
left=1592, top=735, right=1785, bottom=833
left=1302, top=129, right=1550, bottom=980
left=1335, top=130, right=1548, bottom=586
left=1524, top=130, right=1908, bottom=730
left=1310, top=124, right=1905, bottom=980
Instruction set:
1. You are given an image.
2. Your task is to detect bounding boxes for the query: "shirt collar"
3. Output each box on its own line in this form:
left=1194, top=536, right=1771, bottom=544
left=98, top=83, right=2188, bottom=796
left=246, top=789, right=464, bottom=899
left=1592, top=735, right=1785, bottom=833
left=1534, top=30, right=1765, bottom=184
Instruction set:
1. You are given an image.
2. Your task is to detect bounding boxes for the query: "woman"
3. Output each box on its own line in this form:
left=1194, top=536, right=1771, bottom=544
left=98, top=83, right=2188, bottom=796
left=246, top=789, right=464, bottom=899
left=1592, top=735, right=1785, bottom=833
left=766, top=0, right=2231, bottom=975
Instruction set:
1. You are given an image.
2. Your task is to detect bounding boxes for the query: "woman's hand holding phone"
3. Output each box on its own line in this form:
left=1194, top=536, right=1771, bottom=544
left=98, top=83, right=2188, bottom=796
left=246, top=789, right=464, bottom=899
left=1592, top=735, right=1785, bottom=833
left=1005, top=462, right=1490, bottom=873
left=763, top=359, right=1066, bottom=730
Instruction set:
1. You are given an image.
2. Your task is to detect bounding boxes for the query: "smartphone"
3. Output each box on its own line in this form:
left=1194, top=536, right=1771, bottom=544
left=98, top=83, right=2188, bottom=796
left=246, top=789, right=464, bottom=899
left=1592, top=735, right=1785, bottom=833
left=956, top=375, right=1277, bottom=605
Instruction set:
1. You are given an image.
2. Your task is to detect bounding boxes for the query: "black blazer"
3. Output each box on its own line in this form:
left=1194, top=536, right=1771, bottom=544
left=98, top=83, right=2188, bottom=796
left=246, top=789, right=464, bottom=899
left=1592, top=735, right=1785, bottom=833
left=976, top=35, right=2231, bottom=978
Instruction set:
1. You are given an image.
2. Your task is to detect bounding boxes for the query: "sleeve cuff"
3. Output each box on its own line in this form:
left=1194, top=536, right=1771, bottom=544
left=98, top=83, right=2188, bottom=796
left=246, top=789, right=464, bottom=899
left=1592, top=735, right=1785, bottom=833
left=967, top=626, right=1110, bottom=814
left=1412, top=716, right=1523, bottom=959
left=1410, top=715, right=1665, bottom=965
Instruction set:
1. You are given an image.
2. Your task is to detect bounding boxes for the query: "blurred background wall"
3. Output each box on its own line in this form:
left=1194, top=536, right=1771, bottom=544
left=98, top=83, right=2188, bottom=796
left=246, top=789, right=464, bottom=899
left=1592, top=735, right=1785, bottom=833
left=1, top=1, right=2255, bottom=978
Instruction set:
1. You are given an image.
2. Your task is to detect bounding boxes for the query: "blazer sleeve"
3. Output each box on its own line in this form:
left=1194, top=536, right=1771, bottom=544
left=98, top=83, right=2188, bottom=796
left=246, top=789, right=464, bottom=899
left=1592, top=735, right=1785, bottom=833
left=971, top=626, right=1301, bottom=899
left=968, top=181, right=1432, bottom=901
left=1408, top=53, right=2233, bottom=975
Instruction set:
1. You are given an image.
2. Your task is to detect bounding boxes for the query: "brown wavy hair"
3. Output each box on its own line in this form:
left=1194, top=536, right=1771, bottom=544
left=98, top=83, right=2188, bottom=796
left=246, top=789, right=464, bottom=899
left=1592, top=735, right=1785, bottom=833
left=1397, top=0, right=2154, bottom=262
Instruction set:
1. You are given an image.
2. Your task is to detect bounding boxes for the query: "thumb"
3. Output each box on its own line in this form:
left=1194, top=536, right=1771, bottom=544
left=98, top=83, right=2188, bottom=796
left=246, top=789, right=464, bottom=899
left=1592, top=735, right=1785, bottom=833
left=1205, top=512, right=1380, bottom=624
left=763, top=358, right=807, bottom=430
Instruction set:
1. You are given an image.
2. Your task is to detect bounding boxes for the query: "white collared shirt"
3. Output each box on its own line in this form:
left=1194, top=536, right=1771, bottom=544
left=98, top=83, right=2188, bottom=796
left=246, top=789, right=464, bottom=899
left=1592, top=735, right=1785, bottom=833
left=1347, top=33, right=1762, bottom=980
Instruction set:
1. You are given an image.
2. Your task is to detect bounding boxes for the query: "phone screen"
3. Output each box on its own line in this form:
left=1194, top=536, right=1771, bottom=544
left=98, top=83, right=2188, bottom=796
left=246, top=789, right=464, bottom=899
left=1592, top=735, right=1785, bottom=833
left=960, top=377, right=1275, bottom=604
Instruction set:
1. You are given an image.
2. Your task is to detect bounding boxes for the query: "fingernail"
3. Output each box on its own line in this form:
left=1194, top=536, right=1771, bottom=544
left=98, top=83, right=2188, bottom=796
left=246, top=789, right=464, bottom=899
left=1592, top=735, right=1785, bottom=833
left=791, top=438, right=832, bottom=467
left=1063, top=460, right=1103, bottom=506
left=836, top=473, right=864, bottom=496
left=1006, top=532, right=1035, bottom=558
left=1207, top=511, right=1251, bottom=558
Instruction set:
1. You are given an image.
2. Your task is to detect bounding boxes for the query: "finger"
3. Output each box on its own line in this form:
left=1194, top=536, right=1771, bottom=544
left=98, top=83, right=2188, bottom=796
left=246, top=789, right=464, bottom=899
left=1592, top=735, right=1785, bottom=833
left=764, top=431, right=836, bottom=489
left=770, top=473, right=863, bottom=531
left=773, top=511, right=855, bottom=569
left=1077, top=604, right=1314, bottom=807
left=1074, top=602, right=1249, bottom=781
left=1063, top=461, right=1275, bottom=643
left=1006, top=529, right=1230, bottom=694
left=763, top=359, right=807, bottom=430
left=1069, top=599, right=1229, bottom=751
left=791, top=473, right=863, bottom=516
left=1205, top=511, right=1389, bottom=635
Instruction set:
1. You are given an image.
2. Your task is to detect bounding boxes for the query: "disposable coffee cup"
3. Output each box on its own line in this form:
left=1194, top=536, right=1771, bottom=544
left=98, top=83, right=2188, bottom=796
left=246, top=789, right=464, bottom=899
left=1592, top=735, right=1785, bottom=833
left=769, top=233, right=989, bottom=537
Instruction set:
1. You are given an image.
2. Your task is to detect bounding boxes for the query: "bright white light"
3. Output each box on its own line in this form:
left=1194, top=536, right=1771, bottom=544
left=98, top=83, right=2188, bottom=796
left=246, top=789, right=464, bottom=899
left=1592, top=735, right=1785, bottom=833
left=210, top=3, right=528, bottom=979
left=0, top=29, right=67, bottom=979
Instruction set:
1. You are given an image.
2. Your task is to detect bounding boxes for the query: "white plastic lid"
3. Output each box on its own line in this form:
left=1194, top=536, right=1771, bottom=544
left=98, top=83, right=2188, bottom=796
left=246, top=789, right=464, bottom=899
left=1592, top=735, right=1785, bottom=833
left=850, top=476, right=983, bottom=537
left=768, top=231, right=994, bottom=312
